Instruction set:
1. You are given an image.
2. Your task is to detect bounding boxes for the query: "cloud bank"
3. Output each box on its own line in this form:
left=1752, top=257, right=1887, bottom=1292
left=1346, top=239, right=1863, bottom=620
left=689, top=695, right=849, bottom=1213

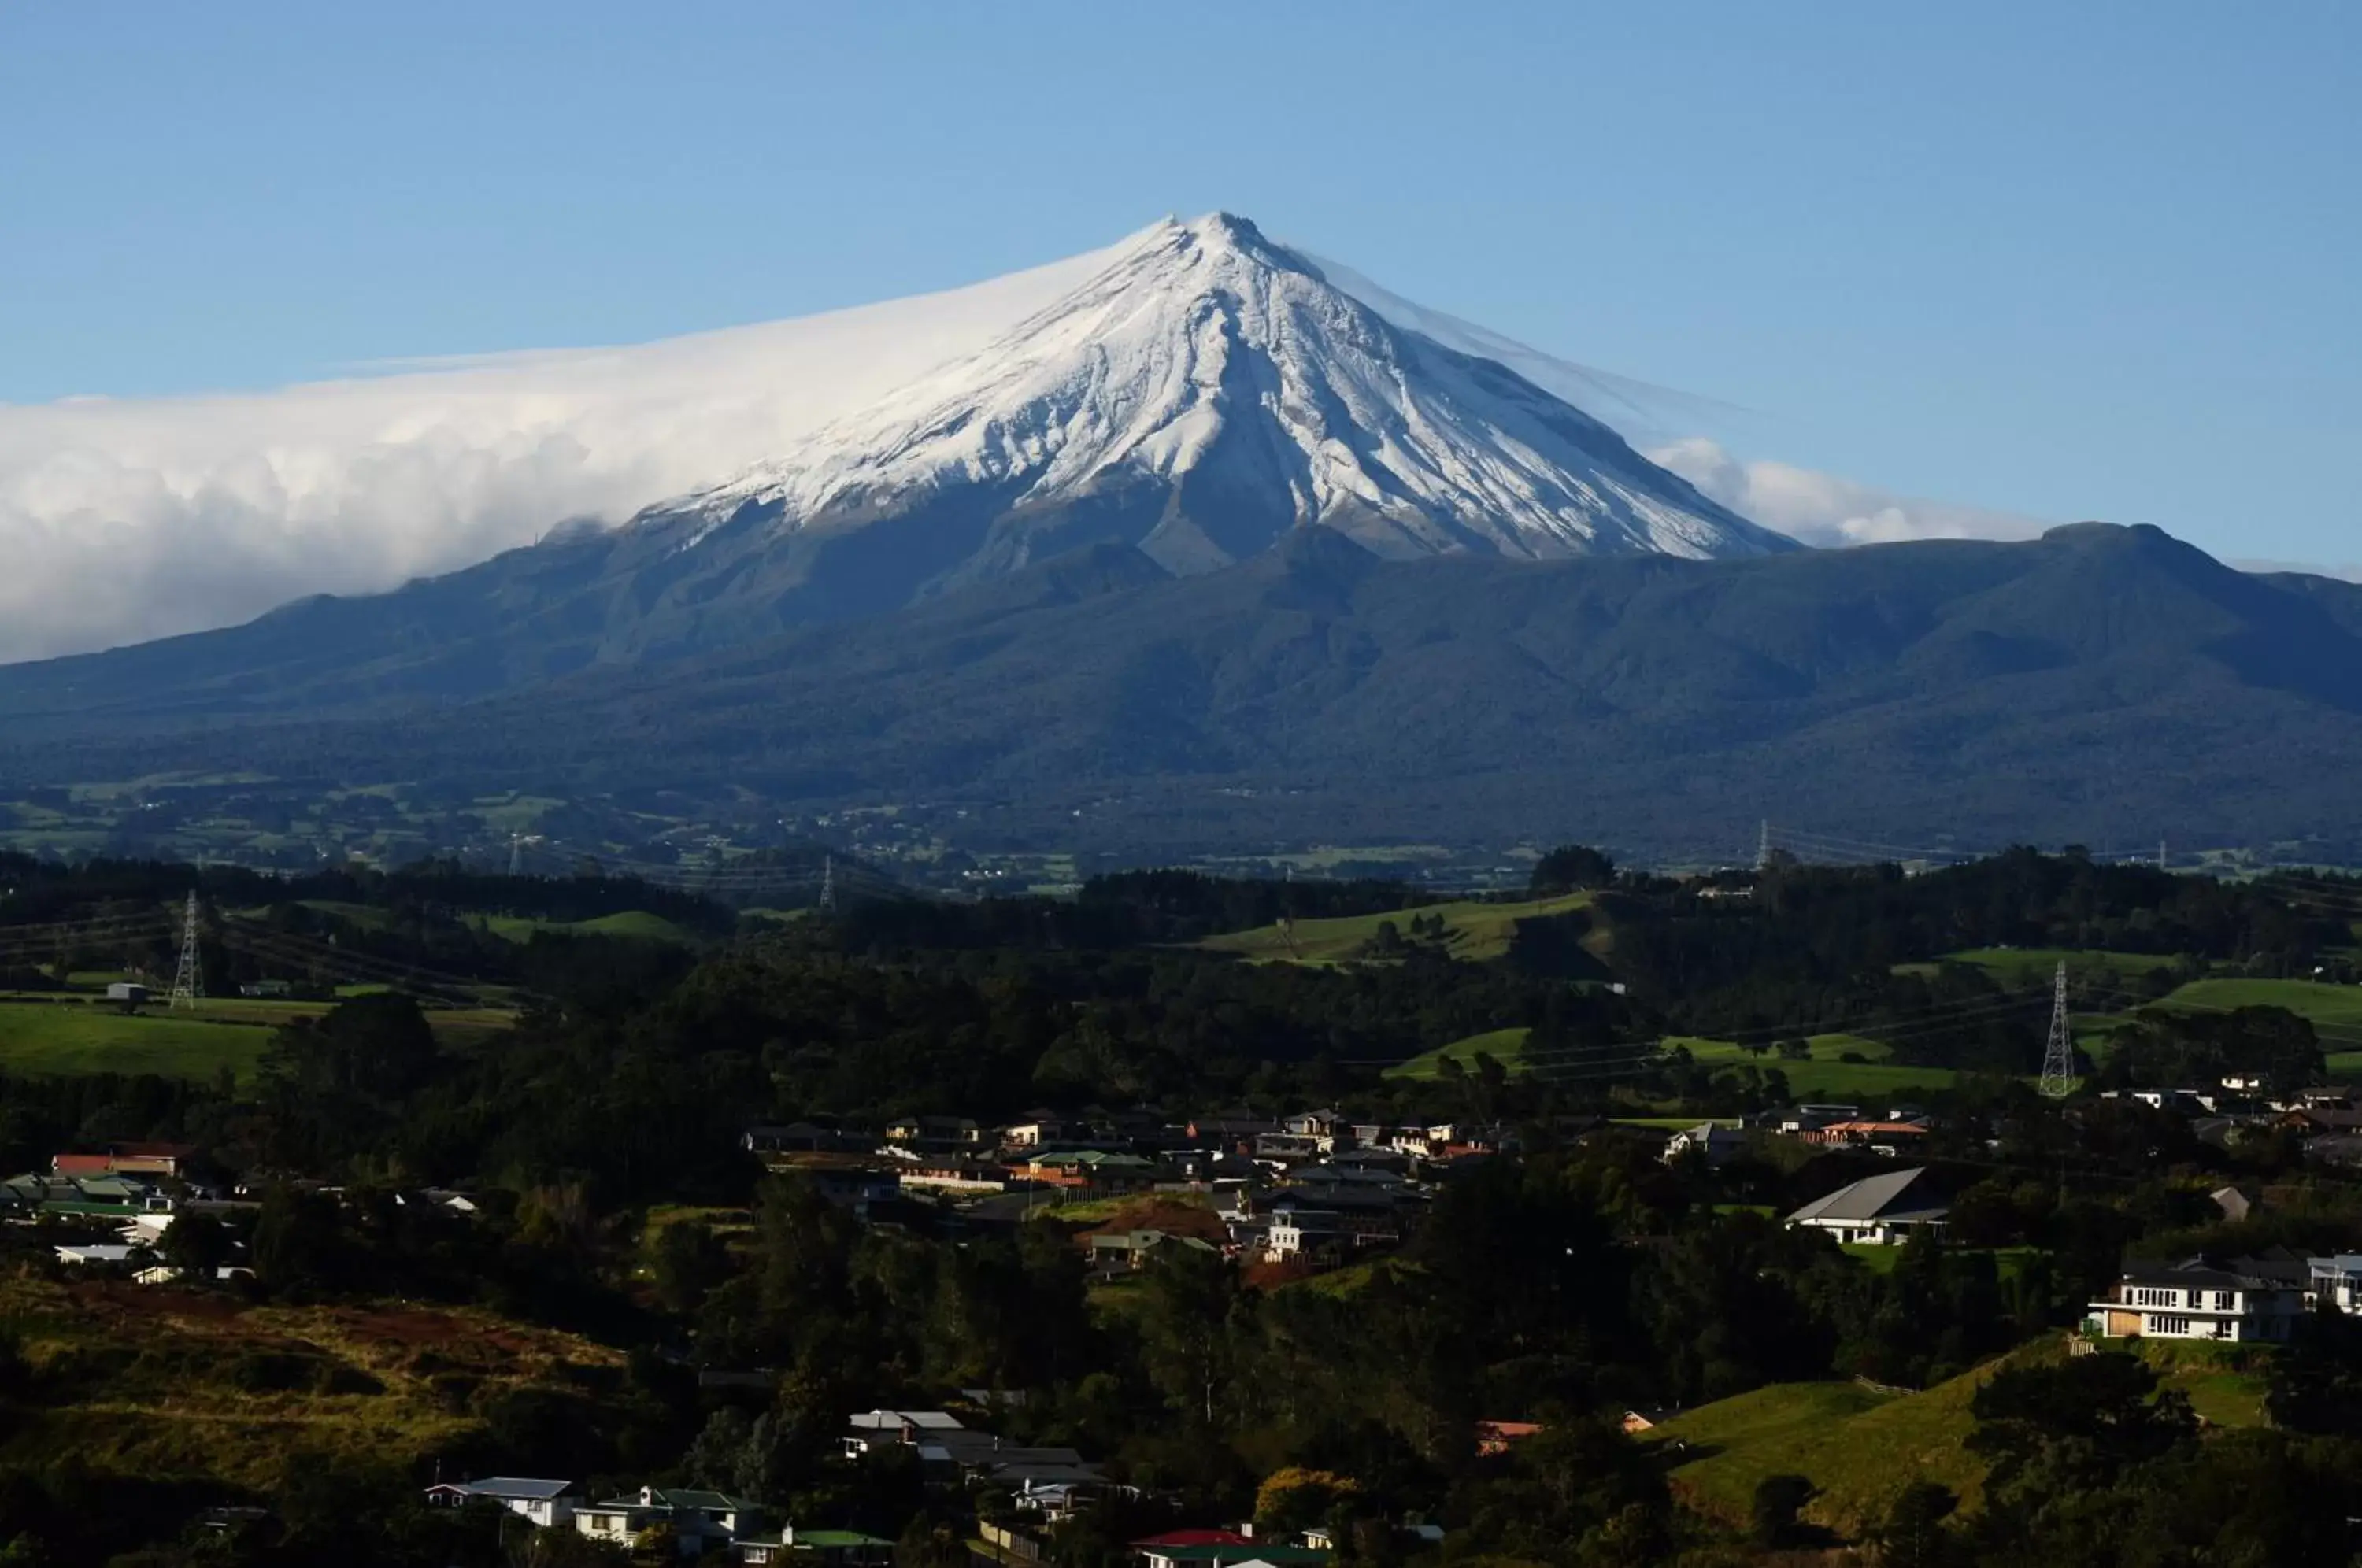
left=0, top=243, right=1117, bottom=664
left=1643, top=437, right=2050, bottom=550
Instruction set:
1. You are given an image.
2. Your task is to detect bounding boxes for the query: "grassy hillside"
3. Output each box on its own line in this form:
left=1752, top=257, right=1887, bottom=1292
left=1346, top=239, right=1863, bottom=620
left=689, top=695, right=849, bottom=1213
left=478, top=908, right=702, bottom=946
left=0, top=998, right=515, bottom=1082
left=1198, top=891, right=1597, bottom=966
left=1672, top=1034, right=1965, bottom=1098
left=1646, top=1338, right=2272, bottom=1535
left=1901, top=948, right=2183, bottom=986
left=0, top=1276, right=620, bottom=1490
left=1385, top=1026, right=1535, bottom=1081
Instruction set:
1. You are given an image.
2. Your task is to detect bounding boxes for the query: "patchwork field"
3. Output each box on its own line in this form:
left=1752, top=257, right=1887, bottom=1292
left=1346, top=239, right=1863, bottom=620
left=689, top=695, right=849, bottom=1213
left=1199, top=891, right=1598, bottom=966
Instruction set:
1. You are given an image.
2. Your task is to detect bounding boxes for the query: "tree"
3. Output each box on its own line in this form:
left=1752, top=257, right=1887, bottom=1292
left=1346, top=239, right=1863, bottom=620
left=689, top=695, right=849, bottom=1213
left=1872, top=1480, right=1957, bottom=1568
left=1749, top=1473, right=1815, bottom=1547
left=158, top=1209, right=235, bottom=1277
left=1531, top=845, right=1616, bottom=897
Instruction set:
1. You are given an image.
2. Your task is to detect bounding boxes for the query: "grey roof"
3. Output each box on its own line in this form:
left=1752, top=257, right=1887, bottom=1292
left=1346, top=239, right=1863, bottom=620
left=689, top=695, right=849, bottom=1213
left=1786, top=1167, right=1946, bottom=1226
left=462, top=1477, right=574, bottom=1500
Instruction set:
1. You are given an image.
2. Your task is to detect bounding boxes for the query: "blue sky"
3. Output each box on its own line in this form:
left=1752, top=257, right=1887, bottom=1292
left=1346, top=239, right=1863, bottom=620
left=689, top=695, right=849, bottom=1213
left=2, top=0, right=2356, bottom=566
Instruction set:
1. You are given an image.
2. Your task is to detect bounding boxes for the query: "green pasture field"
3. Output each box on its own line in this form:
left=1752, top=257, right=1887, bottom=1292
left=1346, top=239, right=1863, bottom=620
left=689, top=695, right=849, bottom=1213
left=477, top=909, right=702, bottom=945
left=1912, top=947, right=2183, bottom=986
left=1671, top=1034, right=1964, bottom=1097
left=0, top=995, right=516, bottom=1081
left=1201, top=890, right=1597, bottom=966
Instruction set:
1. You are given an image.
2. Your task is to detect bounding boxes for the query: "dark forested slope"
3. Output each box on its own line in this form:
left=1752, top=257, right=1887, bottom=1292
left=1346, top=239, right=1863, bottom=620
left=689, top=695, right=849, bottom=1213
left=6, top=523, right=2361, bottom=858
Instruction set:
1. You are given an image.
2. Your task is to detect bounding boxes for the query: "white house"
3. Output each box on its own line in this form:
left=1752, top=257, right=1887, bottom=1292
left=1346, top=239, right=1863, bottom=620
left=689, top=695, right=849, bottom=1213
left=2086, top=1260, right=2305, bottom=1343
left=2308, top=1254, right=2362, bottom=1313
left=1660, top=1122, right=1746, bottom=1167
left=1786, top=1167, right=1949, bottom=1246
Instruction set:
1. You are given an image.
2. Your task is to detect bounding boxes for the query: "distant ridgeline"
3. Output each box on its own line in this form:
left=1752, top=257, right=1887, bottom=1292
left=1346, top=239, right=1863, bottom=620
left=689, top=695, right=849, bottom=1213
left=3, top=522, right=2362, bottom=861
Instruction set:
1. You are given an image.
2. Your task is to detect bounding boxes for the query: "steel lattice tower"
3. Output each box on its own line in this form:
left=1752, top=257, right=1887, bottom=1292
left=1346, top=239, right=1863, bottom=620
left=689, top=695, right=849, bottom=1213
left=2038, top=960, right=2076, bottom=1098
left=817, top=855, right=837, bottom=915
left=168, top=892, right=202, bottom=1011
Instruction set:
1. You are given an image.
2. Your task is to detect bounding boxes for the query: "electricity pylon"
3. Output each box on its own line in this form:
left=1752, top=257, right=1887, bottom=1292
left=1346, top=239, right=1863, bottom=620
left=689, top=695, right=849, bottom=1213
left=168, top=893, right=202, bottom=1011
left=2038, top=960, right=2077, bottom=1099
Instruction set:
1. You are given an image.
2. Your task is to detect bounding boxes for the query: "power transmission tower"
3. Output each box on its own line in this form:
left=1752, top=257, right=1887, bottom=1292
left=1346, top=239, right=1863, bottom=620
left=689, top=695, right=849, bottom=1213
left=168, top=892, right=203, bottom=1011
left=1756, top=819, right=1771, bottom=872
left=2158, top=837, right=2168, bottom=872
left=817, top=855, right=837, bottom=915
left=2038, top=960, right=2076, bottom=1099
left=507, top=833, right=524, bottom=877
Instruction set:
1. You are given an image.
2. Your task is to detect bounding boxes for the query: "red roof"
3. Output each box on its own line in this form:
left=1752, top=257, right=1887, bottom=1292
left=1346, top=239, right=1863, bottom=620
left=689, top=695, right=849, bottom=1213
left=1134, top=1532, right=1257, bottom=1549
left=50, top=1155, right=115, bottom=1175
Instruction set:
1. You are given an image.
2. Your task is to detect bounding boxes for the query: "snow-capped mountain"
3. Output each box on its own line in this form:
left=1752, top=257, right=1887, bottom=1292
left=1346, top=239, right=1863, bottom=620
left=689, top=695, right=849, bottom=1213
left=624, top=214, right=1792, bottom=597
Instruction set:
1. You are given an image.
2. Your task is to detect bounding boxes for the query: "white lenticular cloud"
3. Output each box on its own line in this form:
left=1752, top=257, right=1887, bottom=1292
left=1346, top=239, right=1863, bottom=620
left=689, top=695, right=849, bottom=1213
left=0, top=241, right=1123, bottom=664
left=1642, top=436, right=2051, bottom=549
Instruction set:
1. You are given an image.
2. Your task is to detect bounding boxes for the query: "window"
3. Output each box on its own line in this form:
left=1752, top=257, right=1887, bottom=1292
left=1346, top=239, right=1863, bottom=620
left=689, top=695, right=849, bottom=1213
left=2151, top=1315, right=2193, bottom=1335
left=2213, top=1291, right=2235, bottom=1311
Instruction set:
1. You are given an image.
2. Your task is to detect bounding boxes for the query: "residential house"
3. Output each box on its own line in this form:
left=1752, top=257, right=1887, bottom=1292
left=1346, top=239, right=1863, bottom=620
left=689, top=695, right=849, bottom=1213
left=1021, top=1151, right=1161, bottom=1193
left=104, top=982, right=148, bottom=1004
left=424, top=1477, right=576, bottom=1528
left=884, top=1116, right=983, bottom=1151
left=1279, top=1109, right=1342, bottom=1144
left=1660, top=1122, right=1746, bottom=1167
left=1132, top=1534, right=1330, bottom=1568
left=1088, top=1230, right=1218, bottom=1273
left=841, top=1410, right=965, bottom=1459
left=1799, top=1120, right=1931, bottom=1156
left=52, top=1142, right=198, bottom=1180
left=1785, top=1167, right=1949, bottom=1246
left=1267, top=1207, right=1345, bottom=1263
left=2085, top=1259, right=2305, bottom=1343
left=1249, top=1132, right=1326, bottom=1167
left=1476, top=1419, right=1542, bottom=1453
left=572, top=1486, right=764, bottom=1555
left=2212, top=1185, right=2259, bottom=1224
left=897, top=1156, right=1009, bottom=1194
left=999, top=1117, right=1066, bottom=1150
left=2308, top=1254, right=2362, bottom=1313
left=772, top=1529, right=894, bottom=1566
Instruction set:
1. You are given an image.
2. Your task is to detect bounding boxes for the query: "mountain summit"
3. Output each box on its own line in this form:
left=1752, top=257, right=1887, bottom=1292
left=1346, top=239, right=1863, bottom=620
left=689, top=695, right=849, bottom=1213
left=0, top=214, right=1794, bottom=712
left=638, top=213, right=1793, bottom=594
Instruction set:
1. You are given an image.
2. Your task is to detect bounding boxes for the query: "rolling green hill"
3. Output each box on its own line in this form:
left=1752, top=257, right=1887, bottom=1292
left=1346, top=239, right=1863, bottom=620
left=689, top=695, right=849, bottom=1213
left=1199, top=890, right=1597, bottom=966
left=1646, top=1338, right=2270, bottom=1536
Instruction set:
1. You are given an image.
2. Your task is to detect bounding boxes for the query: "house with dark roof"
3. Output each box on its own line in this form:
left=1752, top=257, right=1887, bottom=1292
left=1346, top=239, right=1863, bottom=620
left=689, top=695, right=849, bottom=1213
left=2086, top=1257, right=2305, bottom=1342
left=1785, top=1167, right=1948, bottom=1246
left=1134, top=1539, right=1331, bottom=1568
left=422, top=1477, right=576, bottom=1528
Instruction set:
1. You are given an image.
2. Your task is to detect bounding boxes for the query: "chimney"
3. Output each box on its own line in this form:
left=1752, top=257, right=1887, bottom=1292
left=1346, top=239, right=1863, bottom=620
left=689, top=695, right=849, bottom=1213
left=900, top=1418, right=917, bottom=1444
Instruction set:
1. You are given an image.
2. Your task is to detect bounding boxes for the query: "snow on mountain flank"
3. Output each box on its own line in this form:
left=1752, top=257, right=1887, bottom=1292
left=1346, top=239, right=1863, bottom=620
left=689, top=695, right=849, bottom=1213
left=640, top=214, right=1794, bottom=576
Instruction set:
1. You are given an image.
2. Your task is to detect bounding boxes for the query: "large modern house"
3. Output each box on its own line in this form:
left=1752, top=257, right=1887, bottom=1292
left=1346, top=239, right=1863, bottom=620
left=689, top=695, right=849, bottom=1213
left=2085, top=1257, right=2308, bottom=1343
left=1785, top=1167, right=1949, bottom=1246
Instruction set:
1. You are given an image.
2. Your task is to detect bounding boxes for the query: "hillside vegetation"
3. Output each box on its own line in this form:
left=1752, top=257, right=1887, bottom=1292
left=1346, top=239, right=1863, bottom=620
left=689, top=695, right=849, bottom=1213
left=1201, top=891, right=1597, bottom=965
left=1647, top=1337, right=2272, bottom=1536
